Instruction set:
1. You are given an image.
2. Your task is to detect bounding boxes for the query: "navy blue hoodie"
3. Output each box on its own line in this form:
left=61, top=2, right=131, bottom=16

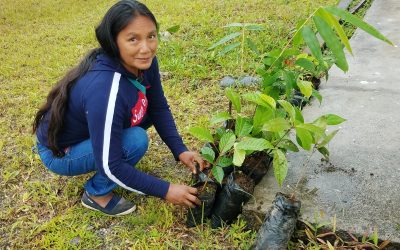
left=37, top=54, right=188, bottom=198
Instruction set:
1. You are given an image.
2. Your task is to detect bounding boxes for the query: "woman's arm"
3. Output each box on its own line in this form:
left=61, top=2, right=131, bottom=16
left=84, top=72, right=170, bottom=198
left=145, top=58, right=207, bottom=172
left=145, top=57, right=188, bottom=159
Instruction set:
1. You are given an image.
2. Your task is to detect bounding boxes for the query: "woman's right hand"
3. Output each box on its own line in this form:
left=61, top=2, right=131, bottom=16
left=165, top=184, right=201, bottom=208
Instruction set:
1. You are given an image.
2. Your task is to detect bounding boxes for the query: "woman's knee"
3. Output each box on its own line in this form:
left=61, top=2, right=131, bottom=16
left=122, top=126, right=149, bottom=160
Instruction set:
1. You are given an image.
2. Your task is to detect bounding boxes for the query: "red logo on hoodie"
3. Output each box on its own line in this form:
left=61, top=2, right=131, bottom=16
left=131, top=91, right=148, bottom=127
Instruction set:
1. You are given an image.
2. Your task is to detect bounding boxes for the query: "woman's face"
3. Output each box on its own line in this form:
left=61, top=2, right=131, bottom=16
left=116, top=15, right=158, bottom=75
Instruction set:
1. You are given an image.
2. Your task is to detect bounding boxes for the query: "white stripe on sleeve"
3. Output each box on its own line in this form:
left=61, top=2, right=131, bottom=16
left=102, top=72, right=144, bottom=195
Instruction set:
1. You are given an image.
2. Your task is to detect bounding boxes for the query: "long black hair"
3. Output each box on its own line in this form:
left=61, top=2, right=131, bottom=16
left=32, top=0, right=158, bottom=156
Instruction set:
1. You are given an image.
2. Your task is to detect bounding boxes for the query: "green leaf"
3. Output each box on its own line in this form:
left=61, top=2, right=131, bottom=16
left=233, top=146, right=246, bottom=166
left=166, top=25, right=180, bottom=33
left=302, top=25, right=324, bottom=66
left=316, top=8, right=352, bottom=55
left=294, top=106, right=304, bottom=123
left=296, top=127, right=313, bottom=150
left=297, top=80, right=313, bottom=98
left=282, top=48, right=301, bottom=58
left=296, top=123, right=325, bottom=136
left=219, top=132, right=236, bottom=155
left=293, top=19, right=307, bottom=46
left=278, top=139, right=299, bottom=152
left=218, top=42, right=241, bottom=56
left=317, top=146, right=330, bottom=159
left=252, top=106, right=275, bottom=134
left=246, top=38, right=260, bottom=55
left=235, top=137, right=273, bottom=151
left=263, top=118, right=291, bottom=133
left=201, top=146, right=215, bottom=163
left=216, top=156, right=233, bottom=168
left=208, top=32, right=241, bottom=50
left=325, top=6, right=393, bottom=46
left=283, top=70, right=296, bottom=99
left=211, top=112, right=232, bottom=125
left=260, top=94, right=276, bottom=109
left=313, top=115, right=328, bottom=130
left=235, top=116, right=253, bottom=137
left=215, top=127, right=226, bottom=140
left=212, top=166, right=224, bottom=184
left=225, top=88, right=241, bottom=113
left=295, top=58, right=315, bottom=72
left=318, top=130, right=339, bottom=148
left=273, top=149, right=288, bottom=186
left=325, top=114, right=346, bottom=125
left=313, top=15, right=348, bottom=72
left=312, top=89, right=323, bottom=105
left=188, top=127, right=214, bottom=143
left=243, top=93, right=275, bottom=109
left=278, top=100, right=295, bottom=122
left=244, top=24, right=264, bottom=31
left=263, top=57, right=275, bottom=67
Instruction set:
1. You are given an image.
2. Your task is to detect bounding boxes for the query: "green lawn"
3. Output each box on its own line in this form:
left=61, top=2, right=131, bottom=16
left=0, top=0, right=336, bottom=248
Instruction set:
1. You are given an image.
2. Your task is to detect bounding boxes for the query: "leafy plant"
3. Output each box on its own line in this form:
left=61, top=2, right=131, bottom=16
left=208, top=23, right=264, bottom=72
left=190, top=88, right=345, bottom=186
left=257, top=6, right=393, bottom=104
left=190, top=5, right=392, bottom=187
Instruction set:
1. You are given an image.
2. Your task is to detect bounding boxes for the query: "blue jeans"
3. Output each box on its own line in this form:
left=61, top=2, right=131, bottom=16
left=37, top=126, right=149, bottom=196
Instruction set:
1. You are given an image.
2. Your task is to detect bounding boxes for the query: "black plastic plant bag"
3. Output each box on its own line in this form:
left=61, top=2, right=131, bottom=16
left=211, top=172, right=254, bottom=228
left=241, top=152, right=272, bottom=185
left=252, top=192, right=301, bottom=250
left=186, top=181, right=218, bottom=228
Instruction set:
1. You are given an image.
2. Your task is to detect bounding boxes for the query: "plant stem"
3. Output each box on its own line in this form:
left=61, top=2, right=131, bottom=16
left=241, top=27, right=245, bottom=73
left=290, top=146, right=317, bottom=200
left=251, top=7, right=322, bottom=76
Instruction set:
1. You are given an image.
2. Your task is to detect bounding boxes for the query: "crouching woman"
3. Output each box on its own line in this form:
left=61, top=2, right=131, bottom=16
left=32, top=0, right=206, bottom=216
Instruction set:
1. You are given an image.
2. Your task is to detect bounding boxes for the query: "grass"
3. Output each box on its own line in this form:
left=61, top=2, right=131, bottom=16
left=344, top=0, right=374, bottom=37
left=0, top=0, right=338, bottom=248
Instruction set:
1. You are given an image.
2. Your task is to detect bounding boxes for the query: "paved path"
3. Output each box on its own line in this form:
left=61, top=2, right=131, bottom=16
left=245, top=0, right=400, bottom=242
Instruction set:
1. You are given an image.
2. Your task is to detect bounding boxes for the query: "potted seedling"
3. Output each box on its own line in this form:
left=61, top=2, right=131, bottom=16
left=186, top=166, right=218, bottom=227
left=189, top=86, right=346, bottom=228
left=248, top=6, right=393, bottom=249
left=188, top=6, right=392, bottom=247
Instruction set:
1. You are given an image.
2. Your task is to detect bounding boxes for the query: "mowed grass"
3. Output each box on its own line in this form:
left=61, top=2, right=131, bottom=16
left=0, top=0, right=336, bottom=248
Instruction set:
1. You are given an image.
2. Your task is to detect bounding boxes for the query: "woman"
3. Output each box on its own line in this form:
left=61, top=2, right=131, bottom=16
left=33, top=0, right=206, bottom=216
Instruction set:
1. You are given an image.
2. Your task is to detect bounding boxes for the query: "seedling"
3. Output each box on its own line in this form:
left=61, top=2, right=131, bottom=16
left=208, top=22, right=264, bottom=72
left=191, top=5, right=392, bottom=187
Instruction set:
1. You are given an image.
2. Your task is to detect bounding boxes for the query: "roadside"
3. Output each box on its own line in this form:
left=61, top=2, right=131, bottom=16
left=245, top=0, right=400, bottom=243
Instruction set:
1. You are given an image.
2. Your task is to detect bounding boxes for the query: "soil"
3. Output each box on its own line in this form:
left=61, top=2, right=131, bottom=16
left=234, top=172, right=255, bottom=194
left=242, top=152, right=272, bottom=184
left=224, top=119, right=235, bottom=130
left=192, top=181, right=217, bottom=200
left=186, top=181, right=218, bottom=227
left=197, top=182, right=217, bottom=196
left=314, top=160, right=356, bottom=175
left=311, top=77, right=321, bottom=90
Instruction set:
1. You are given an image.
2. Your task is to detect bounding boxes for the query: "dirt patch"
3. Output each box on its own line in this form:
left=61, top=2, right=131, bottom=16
left=315, top=159, right=356, bottom=175
left=234, top=172, right=255, bottom=194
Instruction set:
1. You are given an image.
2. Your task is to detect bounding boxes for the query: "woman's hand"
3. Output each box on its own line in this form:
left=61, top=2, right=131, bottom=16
left=178, top=151, right=208, bottom=173
left=165, top=184, right=200, bottom=208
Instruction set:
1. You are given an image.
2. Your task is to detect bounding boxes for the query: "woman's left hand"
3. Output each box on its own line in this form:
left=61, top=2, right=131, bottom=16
left=178, top=151, right=208, bottom=173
